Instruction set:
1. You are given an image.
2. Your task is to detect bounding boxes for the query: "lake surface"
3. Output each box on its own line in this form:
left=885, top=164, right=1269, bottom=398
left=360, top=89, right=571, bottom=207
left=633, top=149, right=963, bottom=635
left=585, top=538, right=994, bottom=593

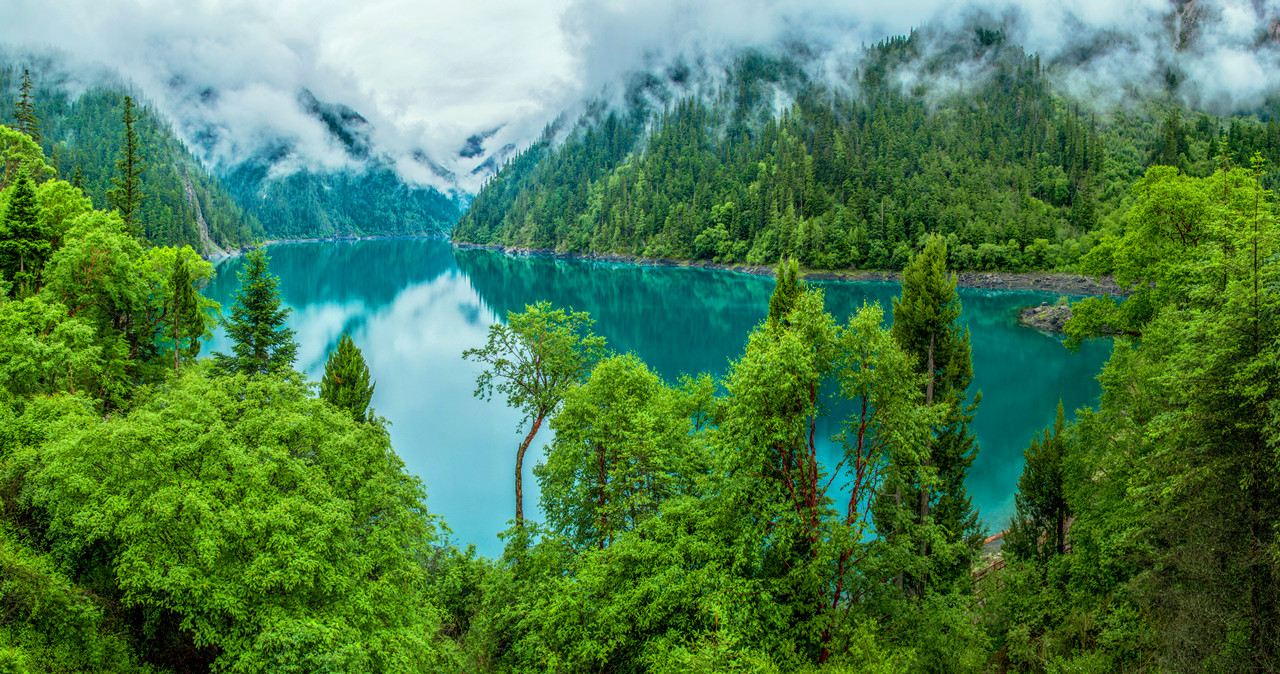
left=206, top=238, right=1112, bottom=557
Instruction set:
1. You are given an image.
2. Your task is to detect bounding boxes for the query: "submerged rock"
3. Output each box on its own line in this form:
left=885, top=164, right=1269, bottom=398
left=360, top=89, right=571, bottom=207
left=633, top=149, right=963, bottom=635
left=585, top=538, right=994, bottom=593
left=1020, top=303, right=1073, bottom=333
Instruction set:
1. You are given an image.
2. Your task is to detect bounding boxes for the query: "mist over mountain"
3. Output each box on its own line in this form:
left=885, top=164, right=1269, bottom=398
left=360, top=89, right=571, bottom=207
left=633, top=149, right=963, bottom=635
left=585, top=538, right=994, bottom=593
left=3, top=1, right=1280, bottom=205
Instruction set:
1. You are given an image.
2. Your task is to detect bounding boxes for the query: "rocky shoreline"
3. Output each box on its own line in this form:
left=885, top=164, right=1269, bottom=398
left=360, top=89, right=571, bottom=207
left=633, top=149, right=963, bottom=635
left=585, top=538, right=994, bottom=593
left=1018, top=303, right=1074, bottom=333
left=452, top=242, right=1130, bottom=297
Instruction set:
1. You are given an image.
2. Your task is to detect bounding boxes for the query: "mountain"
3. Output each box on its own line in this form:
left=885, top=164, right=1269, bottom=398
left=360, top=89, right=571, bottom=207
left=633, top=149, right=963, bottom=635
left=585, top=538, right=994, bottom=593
left=0, top=60, right=262, bottom=254
left=452, top=25, right=1280, bottom=273
left=1, top=53, right=462, bottom=248
left=214, top=89, right=462, bottom=239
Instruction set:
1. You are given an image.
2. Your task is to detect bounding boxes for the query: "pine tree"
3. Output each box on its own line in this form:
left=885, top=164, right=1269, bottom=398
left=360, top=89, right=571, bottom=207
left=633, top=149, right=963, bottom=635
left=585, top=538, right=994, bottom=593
left=768, top=257, right=803, bottom=323
left=319, top=334, right=375, bottom=423
left=169, top=253, right=204, bottom=371
left=12, top=69, right=40, bottom=146
left=214, top=249, right=297, bottom=376
left=1004, top=400, right=1070, bottom=562
left=72, top=165, right=84, bottom=193
left=108, top=95, right=146, bottom=238
left=0, top=171, right=50, bottom=296
left=889, top=233, right=983, bottom=590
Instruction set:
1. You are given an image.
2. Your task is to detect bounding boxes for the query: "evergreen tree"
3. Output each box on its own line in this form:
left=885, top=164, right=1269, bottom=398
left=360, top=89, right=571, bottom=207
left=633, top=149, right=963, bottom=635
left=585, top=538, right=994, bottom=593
left=767, top=257, right=803, bottom=323
left=889, top=233, right=983, bottom=590
left=0, top=172, right=50, bottom=296
left=168, top=253, right=203, bottom=371
left=72, top=165, right=84, bottom=193
left=108, top=95, right=146, bottom=238
left=12, top=69, right=39, bottom=146
left=1004, top=400, right=1070, bottom=562
left=214, top=249, right=297, bottom=376
left=319, top=333, right=375, bottom=423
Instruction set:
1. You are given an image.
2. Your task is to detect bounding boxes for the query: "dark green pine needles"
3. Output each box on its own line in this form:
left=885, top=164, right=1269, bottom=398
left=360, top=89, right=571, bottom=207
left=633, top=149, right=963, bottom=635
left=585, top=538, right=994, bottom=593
left=0, top=172, right=51, bottom=296
left=214, top=248, right=297, bottom=376
left=320, top=334, right=375, bottom=423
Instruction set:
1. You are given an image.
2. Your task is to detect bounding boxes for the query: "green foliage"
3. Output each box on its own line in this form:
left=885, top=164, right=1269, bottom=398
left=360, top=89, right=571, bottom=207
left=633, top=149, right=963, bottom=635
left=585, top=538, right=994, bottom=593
left=0, top=172, right=50, bottom=295
left=1005, top=401, right=1071, bottom=562
left=887, top=233, right=983, bottom=589
left=537, top=353, right=703, bottom=549
left=463, top=300, right=608, bottom=526
left=320, top=333, right=376, bottom=423
left=214, top=248, right=297, bottom=376
left=23, top=366, right=446, bottom=671
left=107, top=96, right=145, bottom=239
left=10, top=70, right=37, bottom=147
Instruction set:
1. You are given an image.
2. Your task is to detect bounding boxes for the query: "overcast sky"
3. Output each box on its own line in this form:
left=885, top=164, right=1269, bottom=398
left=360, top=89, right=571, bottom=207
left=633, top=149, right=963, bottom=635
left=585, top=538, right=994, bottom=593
left=2, top=0, right=1277, bottom=192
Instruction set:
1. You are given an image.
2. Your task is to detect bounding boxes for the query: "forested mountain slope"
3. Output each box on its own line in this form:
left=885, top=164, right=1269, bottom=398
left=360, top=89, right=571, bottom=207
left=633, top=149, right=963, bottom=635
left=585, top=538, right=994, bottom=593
left=454, top=31, right=1280, bottom=273
left=0, top=56, right=460, bottom=246
left=0, top=64, right=262, bottom=253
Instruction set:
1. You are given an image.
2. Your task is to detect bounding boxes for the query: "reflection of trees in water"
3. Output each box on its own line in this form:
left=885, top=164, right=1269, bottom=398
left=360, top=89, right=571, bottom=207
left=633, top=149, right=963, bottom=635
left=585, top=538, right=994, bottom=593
left=454, top=248, right=780, bottom=382
left=211, top=239, right=459, bottom=310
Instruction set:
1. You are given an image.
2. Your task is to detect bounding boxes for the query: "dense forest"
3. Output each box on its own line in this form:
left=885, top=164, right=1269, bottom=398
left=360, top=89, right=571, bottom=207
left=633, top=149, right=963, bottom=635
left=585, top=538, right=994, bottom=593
left=219, top=159, right=460, bottom=240
left=0, top=63, right=262, bottom=253
left=1, top=56, right=460, bottom=248
left=454, top=32, right=1280, bottom=275
left=1, top=80, right=1278, bottom=671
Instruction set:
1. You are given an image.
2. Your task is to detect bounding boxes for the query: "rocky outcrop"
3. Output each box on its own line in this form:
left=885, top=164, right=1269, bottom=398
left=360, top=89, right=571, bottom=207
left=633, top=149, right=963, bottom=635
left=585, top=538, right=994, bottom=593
left=1019, top=303, right=1073, bottom=332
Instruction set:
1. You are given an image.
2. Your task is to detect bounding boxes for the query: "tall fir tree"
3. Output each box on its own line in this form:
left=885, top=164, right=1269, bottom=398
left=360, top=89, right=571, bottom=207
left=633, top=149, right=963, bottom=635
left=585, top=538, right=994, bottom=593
left=768, top=257, right=803, bottom=323
left=214, top=248, right=297, bottom=376
left=12, top=69, right=40, bottom=146
left=0, top=171, right=50, bottom=296
left=108, top=95, right=146, bottom=239
left=1004, top=400, right=1070, bottom=562
left=889, top=233, right=983, bottom=590
left=169, top=253, right=204, bottom=371
left=319, top=333, right=375, bottom=423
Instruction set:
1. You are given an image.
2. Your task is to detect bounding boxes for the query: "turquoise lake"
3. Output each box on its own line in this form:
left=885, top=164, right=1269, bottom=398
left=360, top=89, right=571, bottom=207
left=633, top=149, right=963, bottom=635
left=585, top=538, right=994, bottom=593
left=206, top=238, right=1113, bottom=557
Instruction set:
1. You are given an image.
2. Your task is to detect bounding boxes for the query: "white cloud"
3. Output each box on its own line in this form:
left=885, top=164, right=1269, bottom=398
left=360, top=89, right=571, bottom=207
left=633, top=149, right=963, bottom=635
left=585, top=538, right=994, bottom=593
left=4, top=0, right=1280, bottom=193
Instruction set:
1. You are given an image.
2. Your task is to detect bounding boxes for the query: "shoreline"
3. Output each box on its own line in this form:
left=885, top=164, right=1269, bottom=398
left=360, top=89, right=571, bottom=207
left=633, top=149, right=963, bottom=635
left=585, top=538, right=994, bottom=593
left=452, top=242, right=1129, bottom=297
left=208, top=233, right=446, bottom=260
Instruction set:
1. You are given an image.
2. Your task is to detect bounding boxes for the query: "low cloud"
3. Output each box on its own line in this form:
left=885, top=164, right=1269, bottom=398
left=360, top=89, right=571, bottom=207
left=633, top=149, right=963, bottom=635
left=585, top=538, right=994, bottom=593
left=4, top=1, right=1280, bottom=194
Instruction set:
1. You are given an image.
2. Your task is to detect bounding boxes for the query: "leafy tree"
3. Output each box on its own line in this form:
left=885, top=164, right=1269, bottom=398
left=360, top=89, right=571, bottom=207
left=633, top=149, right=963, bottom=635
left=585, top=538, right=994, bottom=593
left=0, top=125, right=53, bottom=190
left=11, top=69, right=39, bottom=147
left=1004, top=400, right=1070, bottom=562
left=888, top=233, right=983, bottom=591
left=107, top=95, right=145, bottom=239
left=320, top=333, right=376, bottom=423
left=214, top=248, right=297, bottom=376
left=25, top=366, right=447, bottom=671
left=537, top=353, right=702, bottom=550
left=0, top=172, right=50, bottom=295
left=463, top=301, right=607, bottom=528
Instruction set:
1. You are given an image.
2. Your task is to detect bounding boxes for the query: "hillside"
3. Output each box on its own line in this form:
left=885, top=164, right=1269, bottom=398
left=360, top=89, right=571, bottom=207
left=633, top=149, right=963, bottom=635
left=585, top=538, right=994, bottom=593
left=453, top=30, right=1280, bottom=274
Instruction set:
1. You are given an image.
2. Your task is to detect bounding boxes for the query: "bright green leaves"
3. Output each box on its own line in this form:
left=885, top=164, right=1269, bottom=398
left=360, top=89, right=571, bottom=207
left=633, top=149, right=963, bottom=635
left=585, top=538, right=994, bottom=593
left=25, top=367, right=443, bottom=671
left=0, top=125, right=53, bottom=190
left=538, top=353, right=702, bottom=549
left=320, top=333, right=376, bottom=423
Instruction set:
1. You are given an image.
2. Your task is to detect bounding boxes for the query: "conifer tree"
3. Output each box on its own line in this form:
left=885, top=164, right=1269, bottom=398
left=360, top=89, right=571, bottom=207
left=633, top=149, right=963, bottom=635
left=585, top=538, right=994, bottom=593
left=320, top=333, right=375, bottom=423
left=214, top=249, right=297, bottom=376
left=1004, top=400, right=1070, bottom=562
left=108, top=95, right=146, bottom=238
left=768, top=257, right=803, bottom=323
left=12, top=69, right=40, bottom=146
left=169, top=253, right=203, bottom=371
left=889, top=233, right=983, bottom=590
left=0, top=171, right=50, bottom=296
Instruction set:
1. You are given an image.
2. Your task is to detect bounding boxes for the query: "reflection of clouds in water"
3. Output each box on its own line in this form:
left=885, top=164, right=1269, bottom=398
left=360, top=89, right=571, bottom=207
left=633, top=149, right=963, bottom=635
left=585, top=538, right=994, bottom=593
left=352, top=269, right=551, bottom=555
left=290, top=302, right=369, bottom=375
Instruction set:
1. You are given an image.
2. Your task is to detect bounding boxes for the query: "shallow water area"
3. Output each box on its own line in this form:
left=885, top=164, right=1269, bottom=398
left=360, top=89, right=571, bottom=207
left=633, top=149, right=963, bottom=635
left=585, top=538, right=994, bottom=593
left=207, top=239, right=1112, bottom=557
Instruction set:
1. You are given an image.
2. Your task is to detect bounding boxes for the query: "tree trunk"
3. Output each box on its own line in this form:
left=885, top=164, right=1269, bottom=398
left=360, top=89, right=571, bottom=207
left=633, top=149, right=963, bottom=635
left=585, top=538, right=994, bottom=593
left=917, top=333, right=935, bottom=594
left=514, top=416, right=543, bottom=527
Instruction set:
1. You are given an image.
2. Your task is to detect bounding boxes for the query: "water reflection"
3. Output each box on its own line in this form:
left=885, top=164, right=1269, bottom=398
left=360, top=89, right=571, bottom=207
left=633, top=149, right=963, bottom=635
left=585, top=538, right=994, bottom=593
left=208, top=240, right=1112, bottom=557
